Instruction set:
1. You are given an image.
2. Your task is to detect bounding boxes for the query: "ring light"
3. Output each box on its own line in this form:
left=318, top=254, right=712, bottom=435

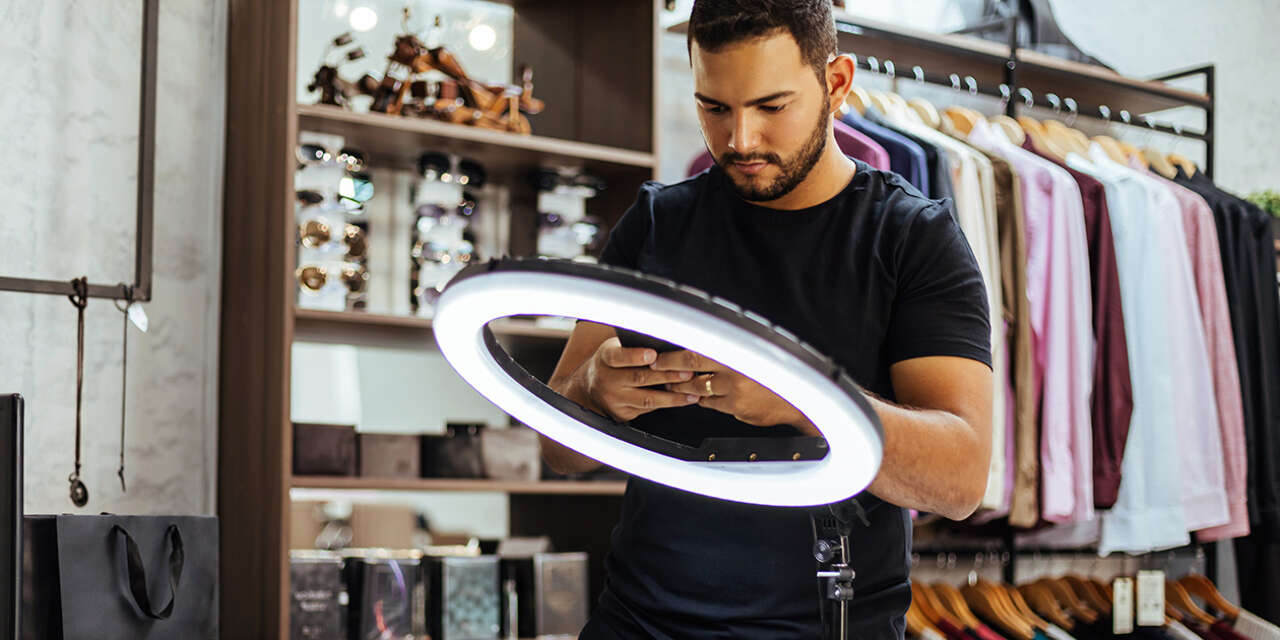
left=432, top=258, right=882, bottom=507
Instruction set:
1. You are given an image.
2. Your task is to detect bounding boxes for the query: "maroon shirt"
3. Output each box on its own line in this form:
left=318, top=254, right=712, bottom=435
left=1022, top=137, right=1134, bottom=509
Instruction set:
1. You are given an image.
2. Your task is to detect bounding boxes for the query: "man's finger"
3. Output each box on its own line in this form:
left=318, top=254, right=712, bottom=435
left=602, top=344, right=657, bottom=368
left=696, top=394, right=732, bottom=414
left=665, top=372, right=718, bottom=396
left=650, top=349, right=722, bottom=372
left=621, top=389, right=701, bottom=411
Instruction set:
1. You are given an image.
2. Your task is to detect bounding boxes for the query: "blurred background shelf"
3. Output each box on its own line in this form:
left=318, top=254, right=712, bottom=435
left=294, top=308, right=574, bottom=340
left=291, top=474, right=627, bottom=496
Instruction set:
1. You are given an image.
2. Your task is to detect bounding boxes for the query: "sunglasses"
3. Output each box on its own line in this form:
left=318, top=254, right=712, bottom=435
left=415, top=152, right=486, bottom=187
left=296, top=263, right=369, bottom=294
left=296, top=144, right=367, bottom=173
left=298, top=219, right=368, bottom=260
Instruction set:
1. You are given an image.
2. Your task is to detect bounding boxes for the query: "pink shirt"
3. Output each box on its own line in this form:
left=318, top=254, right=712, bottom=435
left=1136, top=166, right=1250, bottom=541
left=967, top=121, right=1095, bottom=524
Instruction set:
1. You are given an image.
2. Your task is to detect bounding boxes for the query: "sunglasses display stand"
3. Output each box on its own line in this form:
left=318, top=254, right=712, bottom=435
left=295, top=131, right=373, bottom=311
left=411, top=152, right=486, bottom=317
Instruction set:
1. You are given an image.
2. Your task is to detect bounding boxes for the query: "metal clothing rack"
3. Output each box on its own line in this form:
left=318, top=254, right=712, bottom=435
left=0, top=0, right=157, bottom=303
left=834, top=11, right=1215, bottom=178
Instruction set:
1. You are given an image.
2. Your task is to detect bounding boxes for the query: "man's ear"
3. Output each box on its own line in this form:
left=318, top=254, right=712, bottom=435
left=825, top=54, right=856, bottom=114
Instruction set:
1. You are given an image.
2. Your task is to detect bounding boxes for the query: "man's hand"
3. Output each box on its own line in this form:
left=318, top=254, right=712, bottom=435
left=652, top=349, right=816, bottom=433
left=581, top=338, right=702, bottom=423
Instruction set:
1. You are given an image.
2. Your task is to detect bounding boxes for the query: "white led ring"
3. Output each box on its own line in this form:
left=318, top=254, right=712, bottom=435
left=433, top=258, right=883, bottom=507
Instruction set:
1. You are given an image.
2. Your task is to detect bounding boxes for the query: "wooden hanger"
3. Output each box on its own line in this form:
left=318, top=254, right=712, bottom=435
left=886, top=93, right=922, bottom=126
left=1167, top=579, right=1217, bottom=625
left=914, top=582, right=963, bottom=631
left=943, top=106, right=979, bottom=136
left=1005, top=583, right=1053, bottom=631
left=1043, top=120, right=1089, bottom=156
left=934, top=582, right=984, bottom=629
left=909, top=97, right=942, bottom=129
left=907, top=598, right=938, bottom=638
left=967, top=580, right=1038, bottom=640
left=1118, top=141, right=1148, bottom=169
left=1064, top=575, right=1112, bottom=616
left=1039, top=578, right=1099, bottom=624
left=1167, top=579, right=1219, bottom=626
left=1091, top=135, right=1129, bottom=164
left=1144, top=148, right=1179, bottom=179
left=1018, top=582, right=1076, bottom=630
left=1178, top=574, right=1240, bottom=620
left=846, top=85, right=871, bottom=115
left=868, top=90, right=895, bottom=118
left=1017, top=115, right=1068, bottom=160
left=1168, top=153, right=1199, bottom=177
left=990, top=115, right=1026, bottom=146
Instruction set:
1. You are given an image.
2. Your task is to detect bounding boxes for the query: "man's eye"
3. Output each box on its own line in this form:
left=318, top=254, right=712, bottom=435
left=760, top=104, right=785, bottom=113
left=703, top=104, right=727, bottom=114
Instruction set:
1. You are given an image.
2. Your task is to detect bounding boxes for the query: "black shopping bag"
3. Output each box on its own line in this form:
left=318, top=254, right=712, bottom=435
left=23, top=514, right=218, bottom=639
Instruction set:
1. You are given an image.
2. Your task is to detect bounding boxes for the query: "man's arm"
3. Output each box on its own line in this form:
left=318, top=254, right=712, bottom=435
left=542, top=322, right=615, bottom=475
left=863, top=355, right=993, bottom=521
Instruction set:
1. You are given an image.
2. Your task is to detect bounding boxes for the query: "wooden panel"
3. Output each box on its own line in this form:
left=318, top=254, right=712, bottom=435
left=293, top=308, right=573, bottom=340
left=292, top=475, right=627, bottom=495
left=512, top=0, right=581, bottom=145
left=577, top=0, right=654, bottom=152
left=218, top=0, right=294, bottom=636
left=509, top=494, right=625, bottom=609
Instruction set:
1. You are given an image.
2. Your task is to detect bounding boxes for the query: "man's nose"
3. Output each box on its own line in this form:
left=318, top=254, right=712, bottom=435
left=727, top=112, right=760, bottom=155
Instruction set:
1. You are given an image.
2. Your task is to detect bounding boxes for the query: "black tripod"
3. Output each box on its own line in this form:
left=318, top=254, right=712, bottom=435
left=810, top=500, right=868, bottom=640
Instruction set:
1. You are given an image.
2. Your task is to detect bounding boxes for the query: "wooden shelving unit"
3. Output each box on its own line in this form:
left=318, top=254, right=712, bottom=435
left=220, top=0, right=659, bottom=635
left=294, top=308, right=574, bottom=340
left=291, top=475, right=627, bottom=496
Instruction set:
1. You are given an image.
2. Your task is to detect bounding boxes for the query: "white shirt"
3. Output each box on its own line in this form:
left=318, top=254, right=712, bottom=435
left=1067, top=148, right=1191, bottom=555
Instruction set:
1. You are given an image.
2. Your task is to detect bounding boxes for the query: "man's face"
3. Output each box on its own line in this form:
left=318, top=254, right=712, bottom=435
left=692, top=31, right=831, bottom=202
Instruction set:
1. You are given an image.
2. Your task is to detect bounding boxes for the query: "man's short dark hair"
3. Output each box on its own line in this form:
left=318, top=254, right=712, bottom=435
left=686, top=0, right=838, bottom=86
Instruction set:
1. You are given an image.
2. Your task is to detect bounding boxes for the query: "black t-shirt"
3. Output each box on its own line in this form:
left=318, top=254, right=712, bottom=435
left=588, top=160, right=991, bottom=639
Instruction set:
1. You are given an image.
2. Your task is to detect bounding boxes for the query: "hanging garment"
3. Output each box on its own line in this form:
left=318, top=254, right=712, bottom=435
left=864, top=108, right=957, bottom=203
left=1044, top=623, right=1079, bottom=640
left=1234, top=608, right=1280, bottom=639
left=1135, top=166, right=1249, bottom=541
left=1117, top=162, right=1229, bottom=532
left=896, top=113, right=1007, bottom=512
left=1174, top=169, right=1280, bottom=541
left=1025, top=137, right=1134, bottom=511
left=685, top=116, right=890, bottom=176
left=967, top=118, right=1095, bottom=526
left=1065, top=147, right=1190, bottom=554
left=843, top=108, right=931, bottom=195
left=1167, top=621, right=1206, bottom=640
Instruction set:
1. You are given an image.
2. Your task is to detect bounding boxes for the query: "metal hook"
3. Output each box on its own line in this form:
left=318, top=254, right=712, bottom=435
left=1099, top=105, right=1112, bottom=121
left=913, top=65, right=925, bottom=83
left=1064, top=98, right=1079, bottom=126
left=964, top=76, right=978, bottom=96
left=1018, top=87, right=1034, bottom=108
left=883, top=59, right=895, bottom=78
left=867, top=56, right=880, bottom=74
left=950, top=73, right=962, bottom=91
left=1047, top=93, right=1062, bottom=115
left=998, top=84, right=1011, bottom=112
left=1120, top=110, right=1132, bottom=125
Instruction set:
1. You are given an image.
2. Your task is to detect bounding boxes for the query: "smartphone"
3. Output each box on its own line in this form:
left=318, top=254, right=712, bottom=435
left=613, top=327, right=683, bottom=355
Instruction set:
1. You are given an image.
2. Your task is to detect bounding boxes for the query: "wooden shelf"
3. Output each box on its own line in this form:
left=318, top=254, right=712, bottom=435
left=291, top=475, right=626, bottom=496
left=294, top=308, right=573, bottom=340
left=296, top=104, right=655, bottom=178
left=668, top=12, right=1210, bottom=117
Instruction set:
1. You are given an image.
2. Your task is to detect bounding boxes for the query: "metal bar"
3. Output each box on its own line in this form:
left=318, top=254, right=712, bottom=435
left=1, top=395, right=21, bottom=640
left=947, top=17, right=1011, bottom=37
left=0, top=0, right=157, bottom=303
left=1005, top=10, right=1019, bottom=118
left=1205, top=65, right=1215, bottom=179
left=134, top=0, right=158, bottom=301
left=1150, top=64, right=1215, bottom=84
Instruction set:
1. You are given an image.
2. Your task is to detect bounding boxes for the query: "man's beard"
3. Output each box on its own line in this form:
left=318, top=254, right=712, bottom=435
left=717, top=105, right=830, bottom=203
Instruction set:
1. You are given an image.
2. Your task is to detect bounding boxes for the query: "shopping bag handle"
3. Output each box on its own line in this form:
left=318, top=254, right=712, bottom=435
left=111, top=524, right=184, bottom=620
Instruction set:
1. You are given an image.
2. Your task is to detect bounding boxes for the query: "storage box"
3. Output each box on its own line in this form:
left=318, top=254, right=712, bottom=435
left=289, top=550, right=346, bottom=640
left=421, top=422, right=486, bottom=478
left=292, top=423, right=357, bottom=476
left=425, top=555, right=501, bottom=640
left=500, top=552, right=589, bottom=639
left=342, top=551, right=426, bottom=639
left=481, top=425, right=540, bottom=482
left=358, top=433, right=421, bottom=478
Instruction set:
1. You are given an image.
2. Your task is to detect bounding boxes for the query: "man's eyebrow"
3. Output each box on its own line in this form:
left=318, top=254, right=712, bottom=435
left=694, top=91, right=795, bottom=107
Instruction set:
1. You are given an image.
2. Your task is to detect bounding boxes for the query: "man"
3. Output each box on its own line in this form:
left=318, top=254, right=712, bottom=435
left=543, top=1, right=993, bottom=637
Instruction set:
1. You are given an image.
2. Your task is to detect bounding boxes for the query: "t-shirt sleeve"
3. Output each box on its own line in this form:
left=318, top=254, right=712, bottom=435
left=884, top=200, right=993, bottom=367
left=598, top=181, right=660, bottom=269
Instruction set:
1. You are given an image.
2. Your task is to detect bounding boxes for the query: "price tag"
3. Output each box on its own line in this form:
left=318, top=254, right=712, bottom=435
left=1113, top=577, right=1134, bottom=635
left=126, top=303, right=149, bottom=333
left=1137, top=570, right=1166, bottom=626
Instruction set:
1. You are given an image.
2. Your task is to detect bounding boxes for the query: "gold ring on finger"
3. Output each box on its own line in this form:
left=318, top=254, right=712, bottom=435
left=704, top=374, right=714, bottom=396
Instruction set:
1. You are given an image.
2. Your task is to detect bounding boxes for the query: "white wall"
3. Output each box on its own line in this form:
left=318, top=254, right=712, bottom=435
left=0, top=1, right=227, bottom=516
